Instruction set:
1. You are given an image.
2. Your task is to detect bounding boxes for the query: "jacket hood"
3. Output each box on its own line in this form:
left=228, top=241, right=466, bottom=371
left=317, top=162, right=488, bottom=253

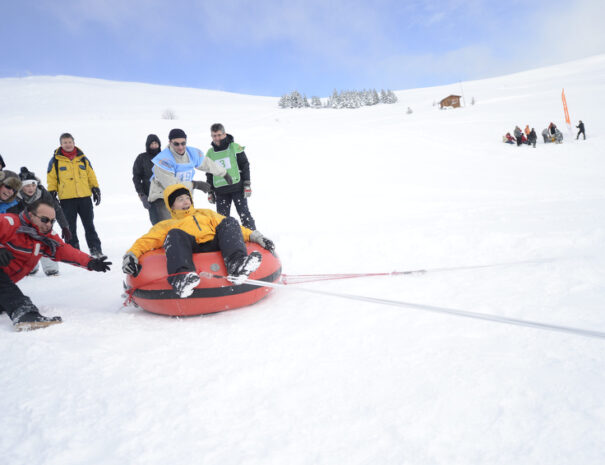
left=146, top=134, right=161, bottom=154
left=163, top=183, right=194, bottom=219
left=0, top=170, right=22, bottom=203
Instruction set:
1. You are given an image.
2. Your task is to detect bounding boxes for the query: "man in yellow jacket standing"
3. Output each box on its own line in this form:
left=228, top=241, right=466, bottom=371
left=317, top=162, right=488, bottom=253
left=122, top=184, right=275, bottom=298
left=47, top=133, right=103, bottom=257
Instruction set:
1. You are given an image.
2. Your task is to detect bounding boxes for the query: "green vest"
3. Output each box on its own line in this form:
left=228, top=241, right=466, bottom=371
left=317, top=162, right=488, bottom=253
left=206, top=143, right=243, bottom=188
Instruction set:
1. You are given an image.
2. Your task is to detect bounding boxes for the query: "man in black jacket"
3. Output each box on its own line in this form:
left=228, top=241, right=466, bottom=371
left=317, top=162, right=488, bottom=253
left=576, top=120, right=586, bottom=140
left=132, top=134, right=162, bottom=224
left=205, top=124, right=256, bottom=230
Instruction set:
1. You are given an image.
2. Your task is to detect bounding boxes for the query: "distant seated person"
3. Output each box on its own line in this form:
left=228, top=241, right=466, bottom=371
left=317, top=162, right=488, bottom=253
left=122, top=184, right=275, bottom=298
left=503, top=132, right=516, bottom=144
left=520, top=134, right=528, bottom=145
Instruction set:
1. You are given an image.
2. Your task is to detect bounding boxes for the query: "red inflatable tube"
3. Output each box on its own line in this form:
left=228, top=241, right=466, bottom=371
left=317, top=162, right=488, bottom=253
left=125, top=243, right=282, bottom=316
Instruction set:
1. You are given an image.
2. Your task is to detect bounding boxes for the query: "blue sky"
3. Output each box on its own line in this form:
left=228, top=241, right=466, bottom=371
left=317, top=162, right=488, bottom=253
left=2, top=0, right=604, bottom=96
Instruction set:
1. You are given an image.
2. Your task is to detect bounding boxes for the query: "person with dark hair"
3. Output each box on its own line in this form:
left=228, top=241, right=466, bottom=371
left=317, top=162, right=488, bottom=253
left=0, top=154, right=5, bottom=170
left=576, top=120, right=586, bottom=140
left=47, top=133, right=104, bottom=257
left=147, top=128, right=233, bottom=223
left=0, top=199, right=111, bottom=331
left=132, top=134, right=162, bottom=224
left=14, top=167, right=72, bottom=276
left=528, top=128, right=537, bottom=148
left=122, top=184, right=274, bottom=298
left=205, top=123, right=256, bottom=230
left=0, top=170, right=22, bottom=214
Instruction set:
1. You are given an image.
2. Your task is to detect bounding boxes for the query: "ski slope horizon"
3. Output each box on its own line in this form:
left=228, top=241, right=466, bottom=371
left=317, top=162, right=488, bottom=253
left=1, top=54, right=605, bottom=465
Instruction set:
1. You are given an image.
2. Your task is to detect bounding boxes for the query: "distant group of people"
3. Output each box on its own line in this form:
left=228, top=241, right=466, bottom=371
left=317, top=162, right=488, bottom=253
left=1, top=124, right=274, bottom=331
left=503, top=120, right=586, bottom=147
left=504, top=125, right=538, bottom=147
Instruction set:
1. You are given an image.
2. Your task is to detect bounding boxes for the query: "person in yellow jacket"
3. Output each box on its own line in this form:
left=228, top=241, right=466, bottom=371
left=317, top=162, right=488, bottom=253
left=122, top=184, right=275, bottom=298
left=47, top=133, right=103, bottom=257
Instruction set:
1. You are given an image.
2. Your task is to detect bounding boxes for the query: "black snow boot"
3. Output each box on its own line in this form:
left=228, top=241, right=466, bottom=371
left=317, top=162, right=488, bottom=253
left=168, top=272, right=200, bottom=298
left=226, top=251, right=262, bottom=285
left=12, top=311, right=62, bottom=332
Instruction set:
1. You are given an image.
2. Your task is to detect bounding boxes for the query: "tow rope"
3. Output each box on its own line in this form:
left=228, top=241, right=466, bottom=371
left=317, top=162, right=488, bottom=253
left=204, top=273, right=605, bottom=341
left=125, top=257, right=605, bottom=340
left=279, top=258, right=558, bottom=284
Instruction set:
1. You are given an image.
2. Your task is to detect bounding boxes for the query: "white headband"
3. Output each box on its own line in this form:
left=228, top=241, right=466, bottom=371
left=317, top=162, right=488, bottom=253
left=22, top=179, right=38, bottom=187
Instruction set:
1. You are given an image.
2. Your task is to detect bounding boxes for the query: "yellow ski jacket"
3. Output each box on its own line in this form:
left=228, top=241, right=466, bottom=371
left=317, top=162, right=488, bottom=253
left=46, top=148, right=100, bottom=199
left=127, top=184, right=253, bottom=258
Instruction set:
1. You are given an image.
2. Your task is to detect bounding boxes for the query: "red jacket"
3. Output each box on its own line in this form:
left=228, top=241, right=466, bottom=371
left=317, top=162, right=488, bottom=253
left=0, top=212, right=91, bottom=283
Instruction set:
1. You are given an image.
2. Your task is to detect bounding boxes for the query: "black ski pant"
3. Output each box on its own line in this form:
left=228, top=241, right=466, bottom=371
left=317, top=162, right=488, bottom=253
left=163, top=217, right=247, bottom=275
left=576, top=129, right=585, bottom=140
left=216, top=190, right=256, bottom=230
left=60, top=196, right=102, bottom=252
left=0, top=270, right=39, bottom=322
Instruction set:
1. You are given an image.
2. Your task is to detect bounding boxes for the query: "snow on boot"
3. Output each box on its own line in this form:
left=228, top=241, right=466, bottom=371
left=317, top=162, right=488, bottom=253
left=227, top=251, right=262, bottom=285
left=13, top=312, right=62, bottom=332
left=168, top=272, right=200, bottom=298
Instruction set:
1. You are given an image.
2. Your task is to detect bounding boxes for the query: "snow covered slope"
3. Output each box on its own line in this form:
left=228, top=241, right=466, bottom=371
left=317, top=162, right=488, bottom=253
left=1, top=55, right=605, bottom=465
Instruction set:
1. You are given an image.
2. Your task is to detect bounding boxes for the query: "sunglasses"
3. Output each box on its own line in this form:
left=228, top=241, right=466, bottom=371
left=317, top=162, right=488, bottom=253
left=32, top=212, right=56, bottom=225
left=171, top=141, right=187, bottom=147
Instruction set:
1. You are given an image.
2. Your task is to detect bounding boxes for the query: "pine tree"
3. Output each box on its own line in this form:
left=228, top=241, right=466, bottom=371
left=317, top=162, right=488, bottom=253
left=311, top=96, right=322, bottom=108
left=278, top=94, right=288, bottom=108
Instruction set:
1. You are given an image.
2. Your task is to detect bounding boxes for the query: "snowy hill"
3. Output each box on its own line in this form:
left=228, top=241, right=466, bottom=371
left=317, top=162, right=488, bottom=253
left=1, top=55, right=605, bottom=465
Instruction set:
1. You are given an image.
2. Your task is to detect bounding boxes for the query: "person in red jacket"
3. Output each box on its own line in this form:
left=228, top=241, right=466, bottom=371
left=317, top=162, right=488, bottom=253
left=0, top=199, right=112, bottom=331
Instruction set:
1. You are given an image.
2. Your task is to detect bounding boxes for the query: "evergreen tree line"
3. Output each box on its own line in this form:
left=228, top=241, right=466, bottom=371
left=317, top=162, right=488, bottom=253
left=279, top=89, right=398, bottom=109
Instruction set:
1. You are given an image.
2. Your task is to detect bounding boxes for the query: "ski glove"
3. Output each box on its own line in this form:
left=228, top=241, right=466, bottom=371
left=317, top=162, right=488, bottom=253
left=192, top=181, right=211, bottom=193
left=122, top=252, right=142, bottom=277
left=244, top=181, right=252, bottom=198
left=61, top=227, right=72, bottom=243
left=138, top=193, right=150, bottom=209
left=92, top=187, right=101, bottom=206
left=223, top=173, right=234, bottom=185
left=87, top=256, right=112, bottom=272
left=0, top=248, right=14, bottom=267
left=208, top=192, right=216, bottom=204
left=249, top=230, right=275, bottom=253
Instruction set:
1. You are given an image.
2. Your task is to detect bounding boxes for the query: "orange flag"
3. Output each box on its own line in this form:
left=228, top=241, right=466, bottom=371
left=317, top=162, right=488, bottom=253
left=562, top=88, right=571, bottom=125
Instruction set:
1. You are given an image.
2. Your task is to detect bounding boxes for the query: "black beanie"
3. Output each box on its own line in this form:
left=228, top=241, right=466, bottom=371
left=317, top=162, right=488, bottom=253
left=19, top=166, right=37, bottom=182
left=168, top=128, right=187, bottom=140
left=168, top=187, right=191, bottom=207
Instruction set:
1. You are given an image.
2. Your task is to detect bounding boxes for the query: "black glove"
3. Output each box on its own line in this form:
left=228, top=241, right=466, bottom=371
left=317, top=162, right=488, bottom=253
left=0, top=248, right=14, bottom=267
left=49, top=190, right=58, bottom=200
left=92, top=187, right=101, bottom=206
left=223, top=173, right=233, bottom=185
left=138, top=193, right=150, bottom=209
left=243, top=181, right=251, bottom=198
left=122, top=253, right=142, bottom=277
left=61, top=227, right=72, bottom=243
left=87, top=255, right=112, bottom=272
left=208, top=192, right=216, bottom=204
left=192, top=181, right=211, bottom=193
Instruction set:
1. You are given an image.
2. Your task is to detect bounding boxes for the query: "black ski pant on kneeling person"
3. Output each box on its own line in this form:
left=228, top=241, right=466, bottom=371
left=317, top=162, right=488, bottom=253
left=0, top=269, right=39, bottom=322
left=163, top=217, right=248, bottom=276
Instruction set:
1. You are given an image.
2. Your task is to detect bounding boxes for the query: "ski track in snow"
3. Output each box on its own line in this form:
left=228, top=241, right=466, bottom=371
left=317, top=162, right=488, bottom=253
left=1, top=55, right=605, bottom=464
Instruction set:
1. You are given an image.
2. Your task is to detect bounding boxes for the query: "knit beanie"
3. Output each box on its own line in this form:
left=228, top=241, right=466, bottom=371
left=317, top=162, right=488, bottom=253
left=167, top=187, right=191, bottom=207
left=168, top=128, right=187, bottom=140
